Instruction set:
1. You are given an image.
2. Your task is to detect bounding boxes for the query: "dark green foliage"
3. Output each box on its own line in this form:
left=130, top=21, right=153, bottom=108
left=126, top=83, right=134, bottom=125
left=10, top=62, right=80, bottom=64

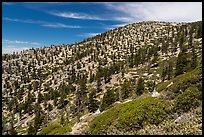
left=27, top=124, right=36, bottom=135
left=88, top=89, right=99, bottom=113
left=37, top=92, right=44, bottom=104
left=60, top=115, right=64, bottom=126
left=162, top=64, right=167, bottom=81
left=89, top=97, right=169, bottom=135
left=24, top=92, right=35, bottom=115
left=33, top=103, right=44, bottom=133
left=75, top=76, right=88, bottom=122
left=167, top=60, right=173, bottom=80
left=121, top=79, right=132, bottom=100
left=9, top=115, right=17, bottom=135
left=174, top=87, right=201, bottom=114
left=175, top=49, right=188, bottom=77
left=156, top=63, right=202, bottom=106
left=47, top=103, right=53, bottom=111
left=100, top=88, right=116, bottom=112
left=146, top=81, right=155, bottom=92
left=2, top=115, right=7, bottom=135
left=136, top=77, right=145, bottom=96
left=38, top=123, right=72, bottom=135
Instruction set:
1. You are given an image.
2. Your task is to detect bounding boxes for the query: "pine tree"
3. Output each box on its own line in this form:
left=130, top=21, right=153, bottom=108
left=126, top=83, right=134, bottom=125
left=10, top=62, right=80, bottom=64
left=136, top=77, right=145, bottom=96
left=27, top=124, right=36, bottom=135
left=37, top=92, right=44, bottom=104
left=88, top=89, right=99, bottom=113
left=75, top=77, right=87, bottom=123
left=33, top=103, right=43, bottom=133
left=100, top=88, right=116, bottom=112
left=179, top=31, right=184, bottom=49
left=47, top=103, right=53, bottom=111
left=60, top=115, right=64, bottom=127
left=189, top=27, right=197, bottom=69
left=175, top=49, right=188, bottom=77
left=162, top=63, right=168, bottom=81
left=121, top=80, right=131, bottom=100
left=167, top=60, right=173, bottom=80
left=9, top=114, right=17, bottom=135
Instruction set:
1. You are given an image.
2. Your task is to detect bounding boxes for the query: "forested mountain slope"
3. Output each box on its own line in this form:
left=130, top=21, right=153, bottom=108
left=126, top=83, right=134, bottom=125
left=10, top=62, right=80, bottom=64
left=2, top=21, right=202, bottom=135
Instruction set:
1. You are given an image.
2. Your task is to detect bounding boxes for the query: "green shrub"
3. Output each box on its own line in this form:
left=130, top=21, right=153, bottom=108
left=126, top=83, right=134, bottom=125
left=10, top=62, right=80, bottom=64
left=39, top=124, right=61, bottom=135
left=156, top=80, right=172, bottom=92
left=39, top=123, right=72, bottom=135
left=161, top=64, right=202, bottom=99
left=174, top=86, right=201, bottom=114
left=89, top=97, right=169, bottom=135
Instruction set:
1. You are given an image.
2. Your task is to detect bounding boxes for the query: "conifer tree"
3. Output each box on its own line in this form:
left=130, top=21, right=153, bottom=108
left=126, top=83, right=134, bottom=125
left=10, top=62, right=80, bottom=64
left=175, top=48, right=188, bottom=77
left=167, top=60, right=173, bottom=80
left=88, top=89, right=99, bottom=113
left=60, top=115, right=64, bottom=126
left=27, top=124, right=35, bottom=135
left=121, top=79, right=131, bottom=100
left=9, top=114, right=17, bottom=135
left=100, top=88, right=116, bottom=112
left=136, top=77, right=145, bottom=96
left=189, top=27, right=197, bottom=69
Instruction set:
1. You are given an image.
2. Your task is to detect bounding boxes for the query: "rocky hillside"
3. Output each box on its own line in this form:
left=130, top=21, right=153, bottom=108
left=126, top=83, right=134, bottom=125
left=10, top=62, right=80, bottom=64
left=2, top=21, right=202, bottom=135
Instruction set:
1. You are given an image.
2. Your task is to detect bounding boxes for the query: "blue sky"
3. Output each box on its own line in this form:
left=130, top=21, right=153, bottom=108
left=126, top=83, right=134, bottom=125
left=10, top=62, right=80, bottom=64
left=2, top=2, right=202, bottom=54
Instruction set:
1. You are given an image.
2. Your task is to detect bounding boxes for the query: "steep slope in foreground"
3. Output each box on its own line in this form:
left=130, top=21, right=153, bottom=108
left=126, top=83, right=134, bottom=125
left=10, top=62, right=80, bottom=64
left=87, top=64, right=202, bottom=135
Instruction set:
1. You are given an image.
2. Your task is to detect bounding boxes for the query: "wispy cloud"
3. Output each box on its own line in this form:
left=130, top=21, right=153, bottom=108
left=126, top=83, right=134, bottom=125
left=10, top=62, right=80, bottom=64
left=77, top=33, right=101, bottom=38
left=41, top=23, right=80, bottom=28
left=48, top=11, right=108, bottom=21
left=3, top=17, right=80, bottom=28
left=105, top=23, right=129, bottom=30
left=103, top=2, right=202, bottom=23
left=3, top=17, right=44, bottom=24
left=3, top=39, right=41, bottom=45
left=2, top=39, right=41, bottom=54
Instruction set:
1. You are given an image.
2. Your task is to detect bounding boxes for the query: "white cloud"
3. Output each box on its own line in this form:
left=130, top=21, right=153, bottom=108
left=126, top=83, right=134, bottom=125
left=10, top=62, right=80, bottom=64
left=3, top=17, right=80, bottom=28
left=2, top=39, right=42, bottom=54
left=48, top=11, right=108, bottom=20
left=3, top=39, right=41, bottom=45
left=78, top=33, right=101, bottom=38
left=47, top=2, right=202, bottom=24
left=41, top=23, right=80, bottom=28
left=2, top=46, right=29, bottom=54
left=3, top=17, right=41, bottom=24
left=106, top=23, right=129, bottom=30
left=104, top=2, right=202, bottom=23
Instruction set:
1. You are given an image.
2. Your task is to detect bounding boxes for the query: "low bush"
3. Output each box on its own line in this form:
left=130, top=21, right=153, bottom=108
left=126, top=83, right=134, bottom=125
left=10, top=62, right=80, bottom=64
left=38, top=123, right=72, bottom=135
left=89, top=97, right=170, bottom=135
left=174, top=86, right=202, bottom=114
